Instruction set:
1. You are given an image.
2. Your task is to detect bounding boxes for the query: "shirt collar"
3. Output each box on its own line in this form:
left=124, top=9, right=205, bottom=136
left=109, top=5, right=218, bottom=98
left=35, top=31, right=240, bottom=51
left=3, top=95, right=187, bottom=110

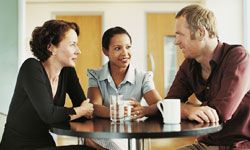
left=211, top=41, right=223, bottom=64
left=208, top=41, right=223, bottom=71
left=122, top=64, right=135, bottom=85
left=99, top=62, right=136, bottom=85
left=99, top=62, right=111, bottom=81
left=190, top=41, right=222, bottom=69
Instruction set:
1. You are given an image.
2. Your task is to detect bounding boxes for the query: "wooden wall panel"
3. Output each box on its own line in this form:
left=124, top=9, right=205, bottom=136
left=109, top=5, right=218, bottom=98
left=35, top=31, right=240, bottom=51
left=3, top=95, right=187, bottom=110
left=56, top=15, right=102, bottom=106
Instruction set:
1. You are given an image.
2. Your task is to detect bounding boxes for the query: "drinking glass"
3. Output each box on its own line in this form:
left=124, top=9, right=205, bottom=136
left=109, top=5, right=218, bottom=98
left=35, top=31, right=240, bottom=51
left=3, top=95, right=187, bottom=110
left=110, top=95, right=124, bottom=122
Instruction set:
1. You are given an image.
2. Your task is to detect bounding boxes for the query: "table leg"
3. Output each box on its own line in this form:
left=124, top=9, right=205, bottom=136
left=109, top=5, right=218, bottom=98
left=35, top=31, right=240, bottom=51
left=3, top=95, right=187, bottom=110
left=128, top=138, right=151, bottom=150
left=144, top=138, right=151, bottom=150
left=77, top=137, right=84, bottom=145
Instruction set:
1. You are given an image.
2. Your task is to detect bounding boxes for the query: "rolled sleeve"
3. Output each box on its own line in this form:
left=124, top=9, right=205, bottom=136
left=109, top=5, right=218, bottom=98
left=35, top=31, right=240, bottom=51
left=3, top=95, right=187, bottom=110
left=142, top=71, right=155, bottom=94
left=87, top=69, right=99, bottom=88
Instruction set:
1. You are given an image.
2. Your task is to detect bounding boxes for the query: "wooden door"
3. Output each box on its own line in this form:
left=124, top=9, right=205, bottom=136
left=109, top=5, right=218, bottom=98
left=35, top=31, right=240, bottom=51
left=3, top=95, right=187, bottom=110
left=56, top=15, right=102, bottom=106
left=147, top=13, right=184, bottom=97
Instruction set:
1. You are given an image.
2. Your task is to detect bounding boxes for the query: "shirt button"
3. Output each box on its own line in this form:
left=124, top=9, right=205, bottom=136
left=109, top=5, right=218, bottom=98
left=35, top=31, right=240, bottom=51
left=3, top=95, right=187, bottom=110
left=206, top=86, right=210, bottom=90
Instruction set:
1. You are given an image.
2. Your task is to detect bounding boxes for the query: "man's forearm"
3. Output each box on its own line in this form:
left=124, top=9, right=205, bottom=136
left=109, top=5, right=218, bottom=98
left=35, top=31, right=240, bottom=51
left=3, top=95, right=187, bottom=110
left=181, top=103, right=194, bottom=119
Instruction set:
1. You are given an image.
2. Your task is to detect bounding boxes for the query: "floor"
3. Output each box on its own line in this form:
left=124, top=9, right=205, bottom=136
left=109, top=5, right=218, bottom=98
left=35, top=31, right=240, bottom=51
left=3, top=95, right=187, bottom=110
left=151, top=137, right=196, bottom=150
left=55, top=135, right=196, bottom=150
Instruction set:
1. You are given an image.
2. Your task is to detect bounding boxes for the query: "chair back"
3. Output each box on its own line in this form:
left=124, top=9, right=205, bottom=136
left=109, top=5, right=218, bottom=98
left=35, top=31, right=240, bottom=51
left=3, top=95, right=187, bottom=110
left=0, top=112, right=7, bottom=141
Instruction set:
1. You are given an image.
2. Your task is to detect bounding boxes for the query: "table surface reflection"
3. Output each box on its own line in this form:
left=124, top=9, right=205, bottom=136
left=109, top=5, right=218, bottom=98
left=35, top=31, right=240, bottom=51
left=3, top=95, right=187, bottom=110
left=50, top=117, right=222, bottom=139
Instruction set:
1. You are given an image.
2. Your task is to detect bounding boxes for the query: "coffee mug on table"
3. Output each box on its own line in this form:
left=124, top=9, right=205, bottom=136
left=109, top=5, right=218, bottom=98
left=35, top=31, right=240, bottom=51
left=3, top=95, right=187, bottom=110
left=157, top=99, right=180, bottom=124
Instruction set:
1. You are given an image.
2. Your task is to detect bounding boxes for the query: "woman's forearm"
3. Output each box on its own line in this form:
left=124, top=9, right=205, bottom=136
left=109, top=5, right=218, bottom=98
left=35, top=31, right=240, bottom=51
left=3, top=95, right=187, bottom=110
left=144, top=104, right=160, bottom=117
left=70, top=107, right=83, bottom=121
left=93, top=104, right=110, bottom=118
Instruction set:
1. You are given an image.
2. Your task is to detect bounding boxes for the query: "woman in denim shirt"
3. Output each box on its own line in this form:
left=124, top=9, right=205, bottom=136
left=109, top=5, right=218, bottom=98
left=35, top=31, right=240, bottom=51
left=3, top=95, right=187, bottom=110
left=86, top=26, right=162, bottom=150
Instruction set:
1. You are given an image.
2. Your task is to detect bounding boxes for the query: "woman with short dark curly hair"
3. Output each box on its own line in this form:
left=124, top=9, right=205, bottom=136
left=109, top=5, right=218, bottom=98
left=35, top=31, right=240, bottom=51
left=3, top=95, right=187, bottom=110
left=30, top=20, right=80, bottom=62
left=0, top=20, right=94, bottom=150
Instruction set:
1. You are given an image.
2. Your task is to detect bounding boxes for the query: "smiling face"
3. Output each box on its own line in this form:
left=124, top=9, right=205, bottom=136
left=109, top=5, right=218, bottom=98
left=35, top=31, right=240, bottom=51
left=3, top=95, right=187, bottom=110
left=175, top=16, right=203, bottom=59
left=103, top=33, right=132, bottom=70
left=51, top=29, right=81, bottom=67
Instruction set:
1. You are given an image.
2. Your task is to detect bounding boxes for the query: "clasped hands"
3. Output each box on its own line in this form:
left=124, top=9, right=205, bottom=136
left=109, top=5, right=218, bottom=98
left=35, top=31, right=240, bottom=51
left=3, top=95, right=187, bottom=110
left=125, top=99, right=146, bottom=120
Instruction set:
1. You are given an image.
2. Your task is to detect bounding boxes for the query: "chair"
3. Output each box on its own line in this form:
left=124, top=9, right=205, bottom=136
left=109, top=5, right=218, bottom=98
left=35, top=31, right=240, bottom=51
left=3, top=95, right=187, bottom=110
left=0, top=112, right=7, bottom=141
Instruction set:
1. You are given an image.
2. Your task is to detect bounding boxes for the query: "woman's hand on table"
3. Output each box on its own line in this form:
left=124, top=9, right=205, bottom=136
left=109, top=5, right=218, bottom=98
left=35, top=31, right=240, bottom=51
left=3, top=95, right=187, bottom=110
left=129, top=99, right=146, bottom=120
left=71, top=99, right=93, bottom=120
left=78, top=99, right=94, bottom=119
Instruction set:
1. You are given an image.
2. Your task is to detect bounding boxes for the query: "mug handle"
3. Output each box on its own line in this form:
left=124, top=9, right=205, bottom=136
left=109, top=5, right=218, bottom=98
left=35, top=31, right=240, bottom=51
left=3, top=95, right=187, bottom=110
left=157, top=101, right=164, bottom=114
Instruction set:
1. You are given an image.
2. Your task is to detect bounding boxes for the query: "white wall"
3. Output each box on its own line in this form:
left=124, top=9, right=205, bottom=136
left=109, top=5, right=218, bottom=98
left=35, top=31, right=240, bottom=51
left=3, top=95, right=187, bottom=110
left=243, top=0, right=250, bottom=51
left=205, top=0, right=243, bottom=45
left=25, top=0, right=200, bottom=70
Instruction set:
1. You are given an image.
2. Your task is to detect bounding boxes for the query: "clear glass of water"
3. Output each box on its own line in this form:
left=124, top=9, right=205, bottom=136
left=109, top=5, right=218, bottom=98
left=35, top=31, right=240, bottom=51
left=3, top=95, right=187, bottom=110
left=110, top=95, right=124, bottom=122
left=122, top=100, right=132, bottom=121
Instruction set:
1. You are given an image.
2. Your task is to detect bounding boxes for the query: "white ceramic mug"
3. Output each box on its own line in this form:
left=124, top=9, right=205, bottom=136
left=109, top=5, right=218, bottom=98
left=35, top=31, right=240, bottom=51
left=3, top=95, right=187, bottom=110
left=157, top=99, right=181, bottom=124
left=163, top=124, right=181, bottom=131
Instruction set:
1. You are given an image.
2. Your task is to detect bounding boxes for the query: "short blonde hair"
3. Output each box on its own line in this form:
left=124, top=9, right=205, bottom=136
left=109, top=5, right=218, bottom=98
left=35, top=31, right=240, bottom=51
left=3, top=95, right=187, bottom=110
left=176, top=4, right=218, bottom=39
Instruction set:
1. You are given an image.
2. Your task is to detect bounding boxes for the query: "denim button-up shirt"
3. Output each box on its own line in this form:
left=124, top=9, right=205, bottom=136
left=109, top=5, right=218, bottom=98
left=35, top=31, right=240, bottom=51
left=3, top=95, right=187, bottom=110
left=87, top=62, right=155, bottom=106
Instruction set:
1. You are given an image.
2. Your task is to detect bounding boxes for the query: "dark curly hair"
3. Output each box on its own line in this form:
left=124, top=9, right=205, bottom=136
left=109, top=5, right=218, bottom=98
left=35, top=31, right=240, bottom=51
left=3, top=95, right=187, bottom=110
left=102, top=26, right=132, bottom=50
left=29, top=19, right=80, bottom=62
